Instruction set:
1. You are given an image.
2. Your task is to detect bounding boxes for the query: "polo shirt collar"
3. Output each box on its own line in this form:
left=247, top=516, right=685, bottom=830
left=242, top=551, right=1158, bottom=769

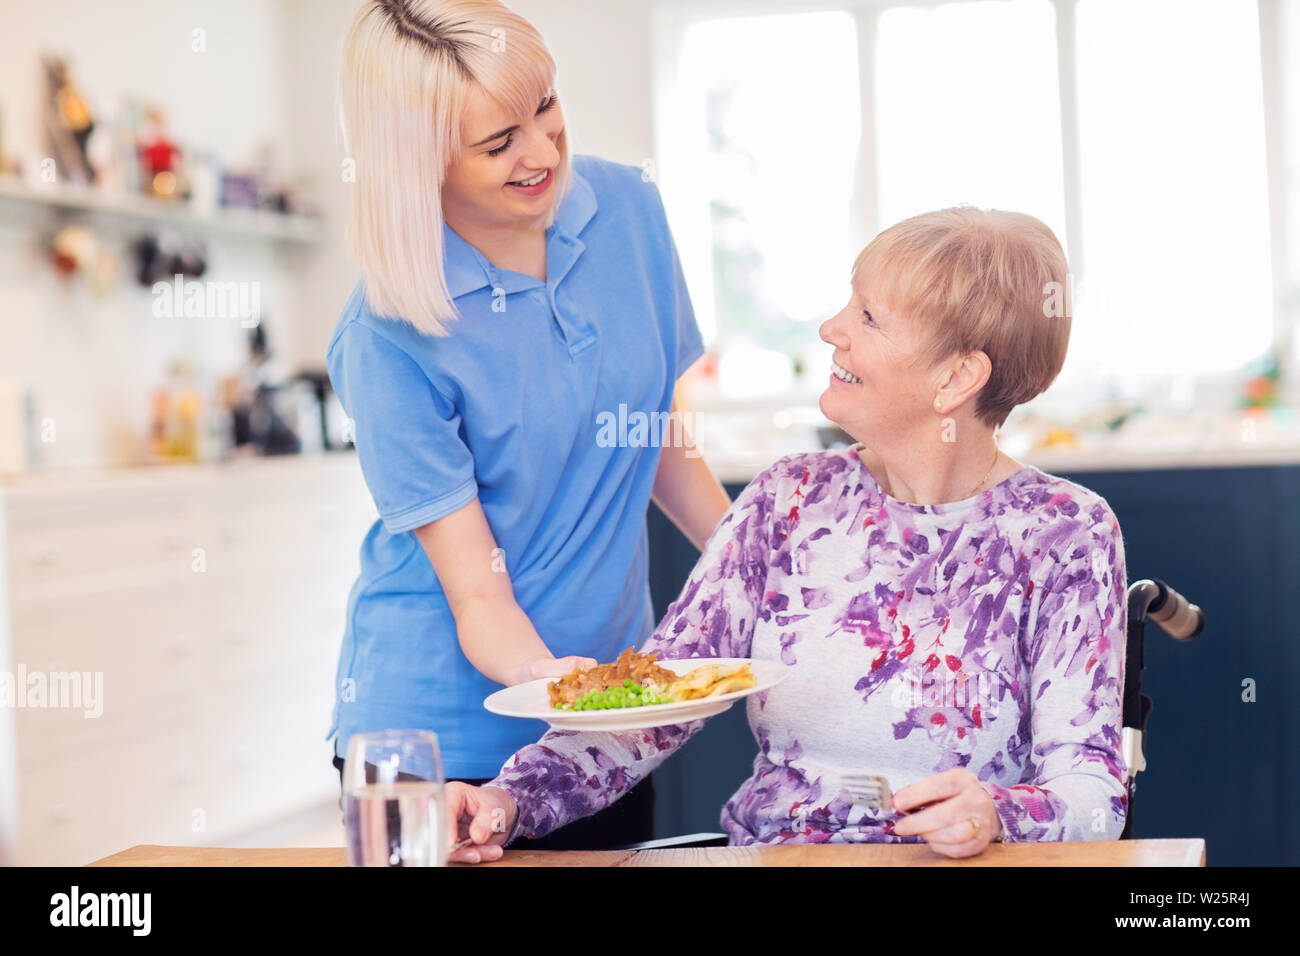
left=441, top=167, right=597, bottom=299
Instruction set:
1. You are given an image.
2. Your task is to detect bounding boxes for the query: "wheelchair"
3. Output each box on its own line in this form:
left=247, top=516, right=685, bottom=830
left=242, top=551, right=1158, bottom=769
left=1118, top=578, right=1205, bottom=838
left=611, top=578, right=1206, bottom=851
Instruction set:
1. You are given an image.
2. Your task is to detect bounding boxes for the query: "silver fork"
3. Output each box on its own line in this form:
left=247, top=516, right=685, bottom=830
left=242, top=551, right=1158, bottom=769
left=839, top=772, right=894, bottom=810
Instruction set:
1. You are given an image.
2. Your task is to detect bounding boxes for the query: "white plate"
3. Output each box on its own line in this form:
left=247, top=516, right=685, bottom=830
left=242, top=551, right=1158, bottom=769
left=483, top=657, right=789, bottom=731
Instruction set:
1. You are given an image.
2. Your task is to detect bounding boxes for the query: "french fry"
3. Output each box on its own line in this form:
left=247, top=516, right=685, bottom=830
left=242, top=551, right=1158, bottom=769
left=706, top=670, right=756, bottom=696
left=667, top=663, right=754, bottom=699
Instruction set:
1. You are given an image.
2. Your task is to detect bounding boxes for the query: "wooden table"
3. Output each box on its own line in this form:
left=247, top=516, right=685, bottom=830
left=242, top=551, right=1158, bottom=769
left=88, top=838, right=1205, bottom=867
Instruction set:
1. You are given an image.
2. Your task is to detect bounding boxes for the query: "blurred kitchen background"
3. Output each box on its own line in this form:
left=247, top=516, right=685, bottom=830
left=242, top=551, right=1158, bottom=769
left=1, top=0, right=1297, bottom=865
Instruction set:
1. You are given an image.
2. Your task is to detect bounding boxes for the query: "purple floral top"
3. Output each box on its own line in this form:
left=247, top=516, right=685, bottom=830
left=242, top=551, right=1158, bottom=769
left=486, top=445, right=1129, bottom=845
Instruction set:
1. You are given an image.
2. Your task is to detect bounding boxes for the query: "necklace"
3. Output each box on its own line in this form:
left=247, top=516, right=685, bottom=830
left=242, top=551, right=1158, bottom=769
left=858, top=441, right=1003, bottom=503
left=963, top=444, right=1002, bottom=500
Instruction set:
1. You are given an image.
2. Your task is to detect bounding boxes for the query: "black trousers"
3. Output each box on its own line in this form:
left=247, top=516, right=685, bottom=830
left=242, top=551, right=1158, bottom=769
left=332, top=755, right=655, bottom=851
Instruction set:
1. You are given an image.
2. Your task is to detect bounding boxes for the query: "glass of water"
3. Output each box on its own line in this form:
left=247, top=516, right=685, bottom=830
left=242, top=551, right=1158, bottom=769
left=342, top=730, right=446, bottom=867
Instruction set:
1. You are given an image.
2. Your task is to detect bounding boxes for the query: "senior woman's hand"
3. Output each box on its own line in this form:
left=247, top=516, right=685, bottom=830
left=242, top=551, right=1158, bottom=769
left=446, top=783, right=517, bottom=864
left=892, top=768, right=1003, bottom=857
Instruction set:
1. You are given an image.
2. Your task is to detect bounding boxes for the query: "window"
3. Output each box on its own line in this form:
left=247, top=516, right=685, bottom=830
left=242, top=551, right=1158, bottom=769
left=1071, top=0, right=1273, bottom=383
left=662, top=9, right=862, bottom=398
left=655, top=0, right=1282, bottom=412
left=874, top=2, right=1066, bottom=244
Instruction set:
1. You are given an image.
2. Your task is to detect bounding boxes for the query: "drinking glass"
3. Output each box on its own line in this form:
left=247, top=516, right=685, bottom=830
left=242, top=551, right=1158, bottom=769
left=342, top=730, right=446, bottom=867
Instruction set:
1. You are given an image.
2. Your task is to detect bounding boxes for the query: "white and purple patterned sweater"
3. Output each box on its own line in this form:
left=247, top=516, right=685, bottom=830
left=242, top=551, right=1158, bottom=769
left=486, top=445, right=1129, bottom=845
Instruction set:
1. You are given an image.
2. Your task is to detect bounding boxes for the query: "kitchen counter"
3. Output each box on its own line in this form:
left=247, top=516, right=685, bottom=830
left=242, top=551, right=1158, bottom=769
left=0, top=448, right=361, bottom=492
left=0, top=448, right=377, bottom=865
left=687, top=408, right=1300, bottom=484
left=700, top=439, right=1300, bottom=485
left=7, top=409, right=1300, bottom=489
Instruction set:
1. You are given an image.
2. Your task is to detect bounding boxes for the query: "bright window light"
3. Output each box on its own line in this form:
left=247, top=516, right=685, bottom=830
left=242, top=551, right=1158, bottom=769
left=661, top=0, right=1277, bottom=404
left=1070, top=0, right=1273, bottom=383
left=874, top=1, right=1067, bottom=245
left=676, top=9, right=861, bottom=381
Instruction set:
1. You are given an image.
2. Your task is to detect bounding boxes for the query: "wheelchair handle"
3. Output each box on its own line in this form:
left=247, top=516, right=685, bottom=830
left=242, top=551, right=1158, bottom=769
left=1136, top=578, right=1205, bottom=641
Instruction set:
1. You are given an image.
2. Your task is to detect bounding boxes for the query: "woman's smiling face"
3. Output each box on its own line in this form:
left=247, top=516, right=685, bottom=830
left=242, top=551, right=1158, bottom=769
left=442, top=84, right=564, bottom=231
left=818, top=267, right=937, bottom=445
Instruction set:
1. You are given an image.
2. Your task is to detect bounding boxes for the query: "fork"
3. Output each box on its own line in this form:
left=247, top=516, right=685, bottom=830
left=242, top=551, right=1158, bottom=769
left=839, top=772, right=893, bottom=810
left=841, top=773, right=938, bottom=814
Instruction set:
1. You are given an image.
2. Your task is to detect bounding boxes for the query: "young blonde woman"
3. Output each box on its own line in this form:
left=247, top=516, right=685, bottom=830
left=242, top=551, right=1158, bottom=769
left=326, top=0, right=730, bottom=850
left=446, top=207, right=1129, bottom=863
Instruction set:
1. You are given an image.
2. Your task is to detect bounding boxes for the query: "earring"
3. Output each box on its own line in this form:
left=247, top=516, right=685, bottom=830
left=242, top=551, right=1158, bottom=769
left=934, top=400, right=943, bottom=412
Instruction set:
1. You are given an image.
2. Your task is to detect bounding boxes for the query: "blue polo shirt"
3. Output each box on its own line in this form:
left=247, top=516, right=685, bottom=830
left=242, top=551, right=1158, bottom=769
left=325, top=155, right=705, bottom=778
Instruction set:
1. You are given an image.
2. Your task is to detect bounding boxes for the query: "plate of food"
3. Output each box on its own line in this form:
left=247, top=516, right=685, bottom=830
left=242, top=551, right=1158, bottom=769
left=483, top=648, right=789, bottom=731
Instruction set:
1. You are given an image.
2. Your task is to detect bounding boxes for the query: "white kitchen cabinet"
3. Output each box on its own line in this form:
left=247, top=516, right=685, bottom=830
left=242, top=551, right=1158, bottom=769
left=0, top=452, right=377, bottom=865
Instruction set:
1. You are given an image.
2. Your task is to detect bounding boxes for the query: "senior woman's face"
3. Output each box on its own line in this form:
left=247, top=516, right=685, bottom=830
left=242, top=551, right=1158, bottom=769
left=442, top=84, right=564, bottom=230
left=818, top=269, right=934, bottom=444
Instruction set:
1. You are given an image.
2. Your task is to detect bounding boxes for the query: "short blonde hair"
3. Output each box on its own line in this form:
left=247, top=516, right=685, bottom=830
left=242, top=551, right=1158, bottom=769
left=852, top=207, right=1070, bottom=430
left=338, top=0, right=572, bottom=336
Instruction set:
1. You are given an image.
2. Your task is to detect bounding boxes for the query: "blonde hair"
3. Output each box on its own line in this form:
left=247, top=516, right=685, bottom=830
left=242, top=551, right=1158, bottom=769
left=852, top=207, right=1070, bottom=430
left=338, top=0, right=572, bottom=336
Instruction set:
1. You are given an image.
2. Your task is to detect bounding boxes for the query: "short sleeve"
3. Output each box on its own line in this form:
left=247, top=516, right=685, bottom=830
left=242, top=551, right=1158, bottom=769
left=643, top=177, right=705, bottom=382
left=327, top=320, right=477, bottom=534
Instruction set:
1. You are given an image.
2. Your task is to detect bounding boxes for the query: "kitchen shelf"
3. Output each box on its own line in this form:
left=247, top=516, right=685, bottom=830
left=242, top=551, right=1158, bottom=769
left=0, top=175, right=324, bottom=244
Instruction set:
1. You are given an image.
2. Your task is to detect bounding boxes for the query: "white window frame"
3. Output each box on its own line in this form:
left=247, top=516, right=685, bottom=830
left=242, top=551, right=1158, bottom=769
left=651, top=0, right=1293, bottom=402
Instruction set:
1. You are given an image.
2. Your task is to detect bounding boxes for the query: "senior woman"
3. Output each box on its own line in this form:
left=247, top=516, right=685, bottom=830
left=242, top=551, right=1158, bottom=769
left=446, top=207, right=1128, bottom=862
